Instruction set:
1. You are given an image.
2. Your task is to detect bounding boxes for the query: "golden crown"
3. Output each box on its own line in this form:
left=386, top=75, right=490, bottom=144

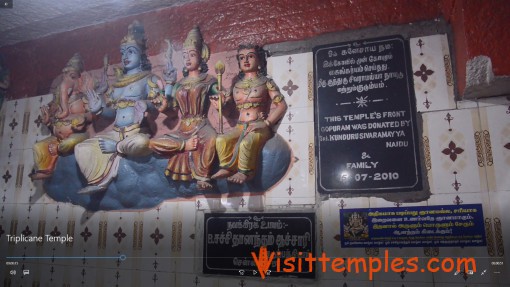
left=62, top=53, right=84, bottom=74
left=183, top=26, right=209, bottom=62
left=121, top=20, right=147, bottom=51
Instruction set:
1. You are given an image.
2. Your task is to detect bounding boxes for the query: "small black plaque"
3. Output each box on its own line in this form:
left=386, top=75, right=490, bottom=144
left=313, top=35, right=422, bottom=193
left=203, top=213, right=315, bottom=278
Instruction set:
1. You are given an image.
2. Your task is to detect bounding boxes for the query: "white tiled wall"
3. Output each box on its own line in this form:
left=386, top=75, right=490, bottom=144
left=1, top=34, right=509, bottom=286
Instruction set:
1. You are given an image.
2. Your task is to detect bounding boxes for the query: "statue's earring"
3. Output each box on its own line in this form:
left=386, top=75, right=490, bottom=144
left=198, top=66, right=202, bottom=72
left=183, top=67, right=188, bottom=73
left=258, top=65, right=261, bottom=70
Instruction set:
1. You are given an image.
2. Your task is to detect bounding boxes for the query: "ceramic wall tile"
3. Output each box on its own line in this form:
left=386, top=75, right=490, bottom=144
left=456, top=99, right=479, bottom=110
left=375, top=281, right=432, bottom=287
left=40, top=203, right=77, bottom=266
left=175, top=201, right=197, bottom=274
left=13, top=148, right=38, bottom=204
left=266, top=122, right=315, bottom=206
left=320, top=279, right=373, bottom=287
left=478, top=103, right=510, bottom=192
left=0, top=148, right=23, bottom=204
left=422, top=108, right=487, bottom=194
left=1, top=98, right=28, bottom=152
left=280, top=105, right=314, bottom=125
left=426, top=193, right=496, bottom=285
left=319, top=198, right=373, bottom=281
left=214, top=277, right=265, bottom=287
left=101, top=268, right=134, bottom=287
left=268, top=52, right=314, bottom=109
left=176, top=273, right=218, bottom=287
left=410, top=34, right=456, bottom=112
left=219, top=194, right=265, bottom=212
left=134, top=270, right=175, bottom=287
left=61, top=265, right=99, bottom=286
left=486, top=191, right=510, bottom=285
left=434, top=283, right=493, bottom=287
left=70, top=207, right=99, bottom=260
left=138, top=203, right=176, bottom=273
left=363, top=198, right=433, bottom=283
left=23, top=94, right=53, bottom=150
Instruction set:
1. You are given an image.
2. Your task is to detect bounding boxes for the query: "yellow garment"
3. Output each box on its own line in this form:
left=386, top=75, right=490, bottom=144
left=216, top=121, right=271, bottom=175
left=32, top=133, right=88, bottom=175
left=74, top=125, right=150, bottom=186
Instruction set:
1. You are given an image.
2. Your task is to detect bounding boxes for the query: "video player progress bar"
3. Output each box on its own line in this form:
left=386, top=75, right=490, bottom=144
left=6, top=255, right=127, bottom=260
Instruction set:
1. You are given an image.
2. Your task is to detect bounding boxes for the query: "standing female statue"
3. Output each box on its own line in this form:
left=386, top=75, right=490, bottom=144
left=149, top=26, right=219, bottom=190
left=75, top=20, right=166, bottom=194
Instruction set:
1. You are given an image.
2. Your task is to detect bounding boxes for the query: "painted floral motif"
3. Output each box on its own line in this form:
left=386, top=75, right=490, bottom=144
left=414, top=64, right=434, bottom=82
left=21, top=225, right=32, bottom=236
left=50, top=226, right=61, bottom=237
left=282, top=79, right=299, bottom=96
left=80, top=226, right=92, bottom=242
left=441, top=141, right=464, bottom=161
left=150, top=228, right=164, bottom=245
left=113, top=227, right=126, bottom=243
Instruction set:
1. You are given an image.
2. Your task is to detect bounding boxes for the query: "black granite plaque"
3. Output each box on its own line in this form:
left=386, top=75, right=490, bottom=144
left=203, top=213, right=315, bottom=278
left=313, top=35, right=422, bottom=193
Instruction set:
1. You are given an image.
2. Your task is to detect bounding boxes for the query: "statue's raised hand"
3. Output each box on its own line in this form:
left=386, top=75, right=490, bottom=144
left=95, top=68, right=109, bottom=95
left=163, top=64, right=177, bottom=85
left=40, top=105, right=51, bottom=125
left=85, top=89, right=103, bottom=114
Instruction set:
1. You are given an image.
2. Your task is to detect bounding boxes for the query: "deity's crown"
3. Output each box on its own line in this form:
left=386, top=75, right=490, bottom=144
left=62, top=53, right=84, bottom=74
left=121, top=20, right=147, bottom=52
left=183, top=26, right=210, bottom=62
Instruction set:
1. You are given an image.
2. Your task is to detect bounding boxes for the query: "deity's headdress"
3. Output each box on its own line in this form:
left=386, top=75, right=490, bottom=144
left=120, top=20, right=151, bottom=71
left=62, top=53, right=84, bottom=74
left=121, top=20, right=148, bottom=52
left=183, top=26, right=210, bottom=63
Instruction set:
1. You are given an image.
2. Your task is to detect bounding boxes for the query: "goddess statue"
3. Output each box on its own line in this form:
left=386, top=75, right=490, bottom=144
left=149, top=26, right=219, bottom=190
left=75, top=20, right=167, bottom=194
left=211, top=44, right=287, bottom=184
left=30, top=53, right=94, bottom=180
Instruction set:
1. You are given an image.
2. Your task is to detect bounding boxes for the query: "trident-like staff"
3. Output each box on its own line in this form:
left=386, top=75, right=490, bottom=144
left=215, top=60, right=225, bottom=134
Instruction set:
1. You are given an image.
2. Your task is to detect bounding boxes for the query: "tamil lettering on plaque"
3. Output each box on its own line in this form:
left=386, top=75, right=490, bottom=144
left=313, top=35, right=422, bottom=193
left=203, top=213, right=315, bottom=278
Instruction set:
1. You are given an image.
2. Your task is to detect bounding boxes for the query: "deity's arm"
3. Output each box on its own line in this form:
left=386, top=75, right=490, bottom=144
left=85, top=89, right=115, bottom=118
left=209, top=82, right=235, bottom=117
left=145, top=75, right=167, bottom=113
left=265, top=79, right=287, bottom=128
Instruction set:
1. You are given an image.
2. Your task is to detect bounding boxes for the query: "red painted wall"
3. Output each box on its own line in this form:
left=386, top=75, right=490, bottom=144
left=1, top=0, right=509, bottom=99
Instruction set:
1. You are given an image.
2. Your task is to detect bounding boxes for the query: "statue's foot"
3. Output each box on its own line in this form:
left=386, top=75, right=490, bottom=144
left=184, top=136, right=198, bottom=151
left=78, top=185, right=107, bottom=195
left=211, top=169, right=235, bottom=180
left=197, top=181, right=213, bottom=190
left=29, top=171, right=52, bottom=180
left=227, top=172, right=252, bottom=185
left=98, top=138, right=117, bottom=153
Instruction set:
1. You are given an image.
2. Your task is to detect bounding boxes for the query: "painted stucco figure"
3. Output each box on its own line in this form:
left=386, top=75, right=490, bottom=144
left=211, top=44, right=287, bottom=184
left=75, top=20, right=167, bottom=194
left=149, top=26, right=219, bottom=190
left=30, top=53, right=94, bottom=180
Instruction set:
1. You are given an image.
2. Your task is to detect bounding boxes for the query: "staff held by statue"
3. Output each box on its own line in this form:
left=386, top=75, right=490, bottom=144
left=214, top=60, right=225, bottom=134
